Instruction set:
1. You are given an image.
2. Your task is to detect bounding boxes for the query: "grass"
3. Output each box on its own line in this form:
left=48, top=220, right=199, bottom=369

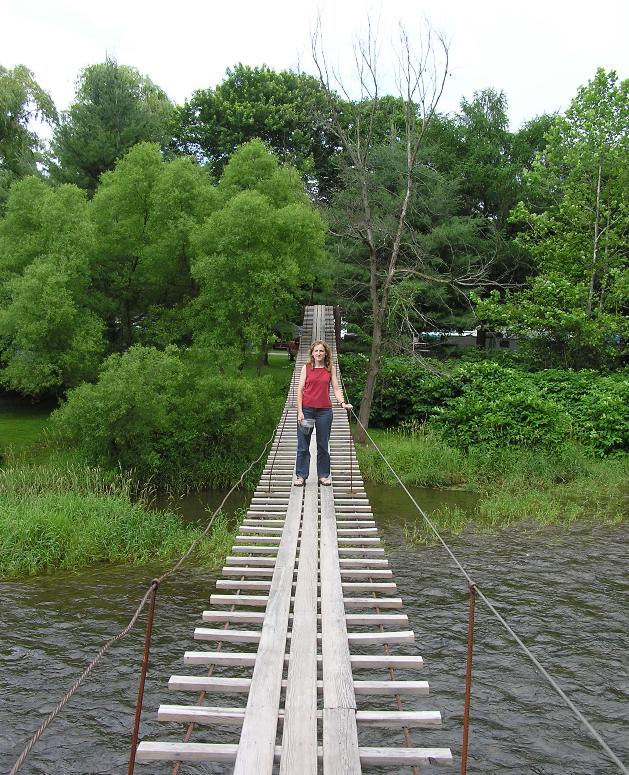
left=0, top=397, right=53, bottom=454
left=0, top=351, right=294, bottom=579
left=357, top=425, right=628, bottom=541
left=0, top=463, right=237, bottom=579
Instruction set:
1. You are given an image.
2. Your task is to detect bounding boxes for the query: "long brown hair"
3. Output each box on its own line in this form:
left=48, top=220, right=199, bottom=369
left=307, top=340, right=332, bottom=371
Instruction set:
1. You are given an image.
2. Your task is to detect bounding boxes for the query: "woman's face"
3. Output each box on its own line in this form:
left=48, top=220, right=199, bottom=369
left=312, top=345, right=326, bottom=363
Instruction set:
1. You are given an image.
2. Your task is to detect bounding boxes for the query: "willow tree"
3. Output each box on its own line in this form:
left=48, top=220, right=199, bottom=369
left=312, top=20, right=461, bottom=441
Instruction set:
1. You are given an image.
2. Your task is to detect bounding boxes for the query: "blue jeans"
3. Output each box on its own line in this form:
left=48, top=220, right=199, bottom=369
left=295, top=407, right=333, bottom=480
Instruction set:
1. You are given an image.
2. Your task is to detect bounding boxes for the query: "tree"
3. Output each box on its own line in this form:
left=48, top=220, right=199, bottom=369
left=481, top=69, right=629, bottom=368
left=89, top=142, right=216, bottom=349
left=312, top=20, right=491, bottom=440
left=0, top=65, right=56, bottom=208
left=49, top=59, right=173, bottom=194
left=171, top=64, right=339, bottom=199
left=0, top=181, right=104, bottom=395
left=191, top=139, right=327, bottom=363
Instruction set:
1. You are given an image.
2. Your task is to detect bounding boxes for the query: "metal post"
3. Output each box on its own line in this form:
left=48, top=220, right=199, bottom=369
left=128, top=580, right=159, bottom=775
left=461, top=582, right=476, bottom=775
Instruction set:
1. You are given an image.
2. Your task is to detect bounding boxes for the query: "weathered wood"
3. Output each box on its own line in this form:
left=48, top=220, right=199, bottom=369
left=280, top=445, right=318, bottom=774
left=319, top=484, right=361, bottom=773
left=323, top=708, right=361, bottom=775
left=232, top=481, right=303, bottom=775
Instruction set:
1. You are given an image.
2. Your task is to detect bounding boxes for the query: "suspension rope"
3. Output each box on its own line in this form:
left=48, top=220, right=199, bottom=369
left=8, top=431, right=276, bottom=775
left=347, top=405, right=628, bottom=775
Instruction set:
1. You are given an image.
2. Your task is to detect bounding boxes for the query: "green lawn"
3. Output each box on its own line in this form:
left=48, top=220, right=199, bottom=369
left=0, top=398, right=53, bottom=454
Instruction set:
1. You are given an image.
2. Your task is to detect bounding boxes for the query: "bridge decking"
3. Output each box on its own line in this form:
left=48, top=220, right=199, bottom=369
left=136, top=305, right=452, bottom=772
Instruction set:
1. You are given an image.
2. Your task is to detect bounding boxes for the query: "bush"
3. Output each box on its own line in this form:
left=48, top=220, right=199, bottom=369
left=342, top=354, right=628, bottom=456
left=51, top=345, right=276, bottom=487
left=437, top=389, right=571, bottom=450
left=339, top=353, right=456, bottom=427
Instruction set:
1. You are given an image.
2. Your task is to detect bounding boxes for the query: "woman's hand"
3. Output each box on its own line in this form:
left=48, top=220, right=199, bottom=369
left=341, top=402, right=353, bottom=410
left=298, top=410, right=305, bottom=424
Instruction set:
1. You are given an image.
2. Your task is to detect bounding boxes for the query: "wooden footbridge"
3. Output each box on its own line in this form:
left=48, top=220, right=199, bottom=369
left=135, top=306, right=452, bottom=772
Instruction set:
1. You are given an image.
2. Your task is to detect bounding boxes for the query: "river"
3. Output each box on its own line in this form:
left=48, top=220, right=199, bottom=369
left=1, top=485, right=627, bottom=774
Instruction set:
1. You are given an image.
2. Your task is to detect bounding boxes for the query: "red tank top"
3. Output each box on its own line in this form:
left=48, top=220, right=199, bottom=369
left=302, top=364, right=332, bottom=408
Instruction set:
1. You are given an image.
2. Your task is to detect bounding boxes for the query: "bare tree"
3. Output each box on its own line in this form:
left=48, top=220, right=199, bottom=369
left=311, top=17, right=454, bottom=441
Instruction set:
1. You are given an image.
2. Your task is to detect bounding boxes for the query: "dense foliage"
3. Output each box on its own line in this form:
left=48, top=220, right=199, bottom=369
left=340, top=354, right=628, bottom=455
left=0, top=139, right=326, bottom=396
left=51, top=345, right=278, bottom=487
left=0, top=65, right=56, bottom=208
left=476, top=69, right=629, bottom=369
left=49, top=59, right=174, bottom=194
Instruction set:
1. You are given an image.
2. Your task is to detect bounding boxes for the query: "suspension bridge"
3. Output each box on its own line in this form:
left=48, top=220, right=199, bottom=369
left=134, top=305, right=453, bottom=772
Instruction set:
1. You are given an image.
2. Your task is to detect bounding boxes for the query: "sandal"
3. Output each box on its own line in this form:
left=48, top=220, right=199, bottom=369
left=318, top=477, right=332, bottom=486
left=293, top=476, right=305, bottom=486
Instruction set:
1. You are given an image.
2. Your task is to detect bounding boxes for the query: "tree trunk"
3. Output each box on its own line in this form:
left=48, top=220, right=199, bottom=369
left=587, top=162, right=603, bottom=316
left=355, top=311, right=383, bottom=443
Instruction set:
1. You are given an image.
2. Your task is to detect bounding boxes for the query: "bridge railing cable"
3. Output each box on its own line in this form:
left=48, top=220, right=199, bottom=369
left=8, top=430, right=277, bottom=775
left=344, top=401, right=628, bottom=775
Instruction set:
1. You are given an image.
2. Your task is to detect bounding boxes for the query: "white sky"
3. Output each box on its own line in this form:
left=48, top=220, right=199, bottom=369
left=2, top=0, right=628, bottom=132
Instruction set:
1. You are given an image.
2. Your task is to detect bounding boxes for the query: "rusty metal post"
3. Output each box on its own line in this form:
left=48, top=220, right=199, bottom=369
left=460, top=582, right=476, bottom=775
left=128, top=580, right=159, bottom=775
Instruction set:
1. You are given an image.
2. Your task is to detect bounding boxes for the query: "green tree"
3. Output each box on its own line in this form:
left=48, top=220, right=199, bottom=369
left=89, top=142, right=216, bottom=349
left=480, top=69, right=629, bottom=368
left=172, top=64, right=339, bottom=199
left=0, top=182, right=104, bottom=395
left=0, top=65, right=56, bottom=208
left=50, top=59, right=173, bottom=194
left=191, top=139, right=327, bottom=362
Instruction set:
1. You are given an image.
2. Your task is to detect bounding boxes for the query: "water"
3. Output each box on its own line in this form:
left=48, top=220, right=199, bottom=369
left=1, top=486, right=627, bottom=774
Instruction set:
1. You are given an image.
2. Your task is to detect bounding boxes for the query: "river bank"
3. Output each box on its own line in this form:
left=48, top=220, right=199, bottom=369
left=356, top=426, right=628, bottom=538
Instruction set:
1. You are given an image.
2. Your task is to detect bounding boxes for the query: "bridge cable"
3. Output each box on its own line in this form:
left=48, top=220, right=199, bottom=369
left=8, top=430, right=277, bottom=775
left=345, top=404, right=628, bottom=775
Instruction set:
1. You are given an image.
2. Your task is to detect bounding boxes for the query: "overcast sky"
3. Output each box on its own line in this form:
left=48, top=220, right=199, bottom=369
left=3, top=0, right=628, bottom=131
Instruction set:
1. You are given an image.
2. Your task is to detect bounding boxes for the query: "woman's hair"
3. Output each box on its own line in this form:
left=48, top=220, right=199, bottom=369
left=307, top=340, right=332, bottom=371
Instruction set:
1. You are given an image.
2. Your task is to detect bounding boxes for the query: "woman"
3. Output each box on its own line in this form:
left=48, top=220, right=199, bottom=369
left=293, top=340, right=352, bottom=486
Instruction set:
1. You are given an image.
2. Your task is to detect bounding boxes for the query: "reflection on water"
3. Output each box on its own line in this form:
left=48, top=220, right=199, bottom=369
left=1, top=485, right=627, bottom=774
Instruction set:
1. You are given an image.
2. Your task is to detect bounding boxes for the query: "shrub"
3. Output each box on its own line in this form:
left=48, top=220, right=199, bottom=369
left=339, top=353, right=456, bottom=427
left=51, top=345, right=276, bottom=487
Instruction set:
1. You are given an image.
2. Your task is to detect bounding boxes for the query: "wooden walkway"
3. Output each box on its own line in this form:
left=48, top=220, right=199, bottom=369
left=136, top=305, right=452, bottom=772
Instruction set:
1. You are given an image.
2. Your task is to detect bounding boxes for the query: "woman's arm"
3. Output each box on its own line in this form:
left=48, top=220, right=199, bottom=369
left=331, top=370, right=352, bottom=409
left=297, top=364, right=307, bottom=422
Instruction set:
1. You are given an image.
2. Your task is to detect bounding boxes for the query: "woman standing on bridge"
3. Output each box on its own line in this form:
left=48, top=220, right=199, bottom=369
left=293, top=340, right=352, bottom=486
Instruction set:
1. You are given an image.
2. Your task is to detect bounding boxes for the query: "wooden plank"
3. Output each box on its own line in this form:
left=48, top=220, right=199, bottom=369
left=183, top=652, right=424, bottom=670
left=323, top=708, right=361, bottom=775
left=358, top=747, right=453, bottom=766
left=157, top=706, right=442, bottom=729
left=319, top=484, right=361, bottom=774
left=169, top=676, right=434, bottom=698
left=232, top=465, right=304, bottom=774
left=280, top=440, right=319, bottom=774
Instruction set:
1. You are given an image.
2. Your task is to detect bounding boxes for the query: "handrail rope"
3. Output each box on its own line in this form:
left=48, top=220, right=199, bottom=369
left=343, top=394, right=628, bottom=775
left=8, top=431, right=276, bottom=775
